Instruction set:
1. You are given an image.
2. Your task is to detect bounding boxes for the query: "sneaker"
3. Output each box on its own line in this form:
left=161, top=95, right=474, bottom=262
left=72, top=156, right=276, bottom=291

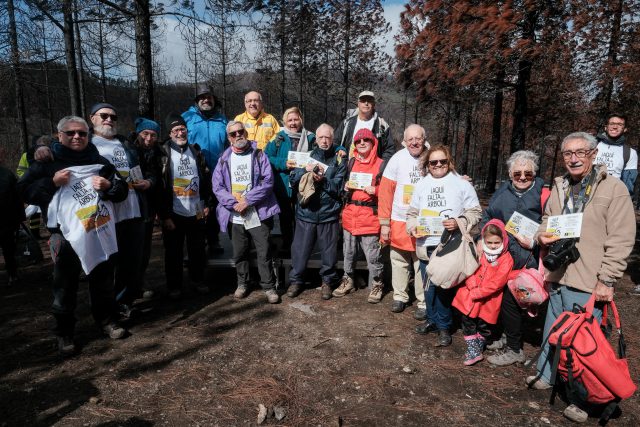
left=193, top=282, right=209, bottom=295
left=563, top=404, right=588, bottom=423
left=367, top=277, right=383, bottom=304
left=102, top=322, right=126, bottom=339
left=390, top=300, right=406, bottom=313
left=233, top=286, right=248, bottom=299
left=630, top=284, right=640, bottom=296
left=435, top=329, right=452, bottom=347
left=265, top=289, right=280, bottom=304
left=415, top=321, right=438, bottom=335
left=413, top=307, right=427, bottom=321
left=332, top=276, right=355, bottom=297
left=320, top=283, right=332, bottom=300
left=287, top=283, right=303, bottom=298
left=57, top=335, right=76, bottom=357
left=168, top=289, right=182, bottom=300
left=487, top=349, right=526, bottom=366
left=142, top=290, right=155, bottom=300
left=525, top=375, right=552, bottom=390
left=486, top=334, right=506, bottom=351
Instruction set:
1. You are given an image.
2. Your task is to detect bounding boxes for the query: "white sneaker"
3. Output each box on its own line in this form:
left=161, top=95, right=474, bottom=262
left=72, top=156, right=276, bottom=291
left=563, top=404, right=588, bottom=423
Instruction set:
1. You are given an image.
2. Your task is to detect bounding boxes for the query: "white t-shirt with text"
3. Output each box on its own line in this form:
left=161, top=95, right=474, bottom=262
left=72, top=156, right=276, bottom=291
left=595, top=142, right=638, bottom=178
left=170, top=146, right=200, bottom=217
left=229, top=152, right=253, bottom=225
left=382, top=148, right=423, bottom=222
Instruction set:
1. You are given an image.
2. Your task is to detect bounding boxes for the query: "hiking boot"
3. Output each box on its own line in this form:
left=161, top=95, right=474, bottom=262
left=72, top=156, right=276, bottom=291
left=525, top=375, right=552, bottom=390
left=367, top=277, right=383, bottom=304
left=563, top=404, right=588, bottom=423
left=390, top=300, right=406, bottom=313
left=168, top=289, right=182, bottom=300
left=233, top=286, right=248, bottom=299
left=463, top=334, right=484, bottom=366
left=287, top=283, right=303, bottom=298
left=486, top=334, right=506, bottom=351
left=630, top=284, right=640, bottom=296
left=102, top=322, right=126, bottom=340
left=193, top=282, right=209, bottom=295
left=487, top=349, right=526, bottom=366
left=413, top=307, right=427, bottom=321
left=265, top=289, right=280, bottom=304
left=415, top=321, right=438, bottom=335
left=434, top=329, right=452, bottom=347
left=320, top=283, right=332, bottom=300
left=332, top=276, right=355, bottom=297
left=57, top=335, right=76, bottom=357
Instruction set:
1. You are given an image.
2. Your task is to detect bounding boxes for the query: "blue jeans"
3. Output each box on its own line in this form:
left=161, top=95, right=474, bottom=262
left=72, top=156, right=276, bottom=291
left=536, top=284, right=603, bottom=383
left=420, top=247, right=454, bottom=331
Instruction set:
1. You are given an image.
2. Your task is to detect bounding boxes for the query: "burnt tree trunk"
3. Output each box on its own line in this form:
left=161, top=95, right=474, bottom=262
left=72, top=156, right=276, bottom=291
left=134, top=0, right=154, bottom=118
left=63, top=0, right=81, bottom=116
left=485, top=68, right=505, bottom=193
left=8, top=0, right=29, bottom=151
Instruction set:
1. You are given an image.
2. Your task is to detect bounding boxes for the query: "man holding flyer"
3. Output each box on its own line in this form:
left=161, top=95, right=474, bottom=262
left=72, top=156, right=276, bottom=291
left=527, top=132, right=635, bottom=423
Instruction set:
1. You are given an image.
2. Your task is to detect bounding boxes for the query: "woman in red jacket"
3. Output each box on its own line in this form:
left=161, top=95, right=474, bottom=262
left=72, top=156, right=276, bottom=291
left=333, top=128, right=385, bottom=303
left=452, top=219, right=514, bottom=365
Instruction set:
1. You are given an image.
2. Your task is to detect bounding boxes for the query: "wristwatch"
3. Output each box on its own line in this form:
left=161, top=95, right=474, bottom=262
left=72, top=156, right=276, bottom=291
left=600, top=279, right=616, bottom=288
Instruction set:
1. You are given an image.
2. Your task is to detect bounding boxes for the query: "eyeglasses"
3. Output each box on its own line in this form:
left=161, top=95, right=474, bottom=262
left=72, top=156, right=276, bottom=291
left=171, top=127, right=187, bottom=134
left=95, top=113, right=117, bottom=121
left=428, top=159, right=448, bottom=166
left=405, top=137, right=424, bottom=143
left=561, top=149, right=592, bottom=160
left=513, top=170, right=534, bottom=180
left=61, top=130, right=88, bottom=137
left=356, top=138, right=373, bottom=144
left=228, top=130, right=245, bottom=137
left=607, top=122, right=625, bottom=128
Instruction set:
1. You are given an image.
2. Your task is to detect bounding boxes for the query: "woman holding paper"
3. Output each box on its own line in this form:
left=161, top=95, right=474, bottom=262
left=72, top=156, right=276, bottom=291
left=264, top=107, right=316, bottom=252
left=480, top=150, right=549, bottom=366
left=406, top=144, right=481, bottom=347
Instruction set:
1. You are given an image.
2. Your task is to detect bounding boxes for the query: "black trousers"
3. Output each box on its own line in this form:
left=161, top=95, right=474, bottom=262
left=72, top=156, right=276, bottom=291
left=276, top=193, right=295, bottom=248
left=461, top=314, right=492, bottom=339
left=0, top=229, right=18, bottom=277
left=49, top=233, right=118, bottom=336
left=289, top=219, right=340, bottom=285
left=163, top=214, right=206, bottom=290
left=230, top=219, right=275, bottom=290
left=114, top=218, right=145, bottom=305
left=500, top=287, right=524, bottom=352
left=206, top=195, right=220, bottom=245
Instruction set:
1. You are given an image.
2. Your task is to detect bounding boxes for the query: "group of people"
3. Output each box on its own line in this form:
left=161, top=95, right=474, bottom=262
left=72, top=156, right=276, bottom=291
left=1, top=85, right=637, bottom=423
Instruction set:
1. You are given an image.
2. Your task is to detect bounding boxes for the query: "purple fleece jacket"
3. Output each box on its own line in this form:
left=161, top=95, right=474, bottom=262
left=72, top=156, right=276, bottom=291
left=212, top=142, right=280, bottom=232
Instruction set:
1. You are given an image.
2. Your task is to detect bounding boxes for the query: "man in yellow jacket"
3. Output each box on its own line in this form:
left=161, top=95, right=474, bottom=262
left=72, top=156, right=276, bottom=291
left=234, top=91, right=280, bottom=150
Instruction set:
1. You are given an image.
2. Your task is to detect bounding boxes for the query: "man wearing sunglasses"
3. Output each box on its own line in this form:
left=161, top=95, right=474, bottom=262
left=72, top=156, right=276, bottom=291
left=182, top=84, right=228, bottom=255
left=212, top=121, right=281, bottom=304
left=595, top=113, right=637, bottom=196
left=157, top=115, right=212, bottom=300
left=17, top=116, right=130, bottom=356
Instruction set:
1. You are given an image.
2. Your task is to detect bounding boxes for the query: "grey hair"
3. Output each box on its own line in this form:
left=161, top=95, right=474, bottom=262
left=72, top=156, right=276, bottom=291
left=316, top=123, right=334, bottom=137
left=226, top=120, right=245, bottom=133
left=507, top=150, right=539, bottom=174
left=245, top=91, right=262, bottom=101
left=403, top=124, right=430, bottom=148
left=561, top=132, right=598, bottom=151
left=57, top=116, right=89, bottom=132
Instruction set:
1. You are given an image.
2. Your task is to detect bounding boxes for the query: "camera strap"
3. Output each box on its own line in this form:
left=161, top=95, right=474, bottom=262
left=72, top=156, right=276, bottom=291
left=562, top=168, right=598, bottom=214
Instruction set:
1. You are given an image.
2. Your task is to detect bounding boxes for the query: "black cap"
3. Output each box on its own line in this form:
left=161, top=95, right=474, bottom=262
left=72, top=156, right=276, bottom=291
left=194, top=83, right=212, bottom=101
left=166, top=113, right=186, bottom=131
left=90, top=102, right=116, bottom=115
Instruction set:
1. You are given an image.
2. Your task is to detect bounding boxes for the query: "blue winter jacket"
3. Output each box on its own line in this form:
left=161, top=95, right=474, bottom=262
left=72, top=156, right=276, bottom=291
left=264, top=129, right=316, bottom=199
left=182, top=106, right=228, bottom=170
left=479, top=177, right=546, bottom=269
left=290, top=146, right=346, bottom=224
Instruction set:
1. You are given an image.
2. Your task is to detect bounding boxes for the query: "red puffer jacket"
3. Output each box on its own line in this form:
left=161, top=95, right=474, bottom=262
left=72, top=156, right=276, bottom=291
left=342, top=128, right=384, bottom=236
left=452, top=219, right=514, bottom=324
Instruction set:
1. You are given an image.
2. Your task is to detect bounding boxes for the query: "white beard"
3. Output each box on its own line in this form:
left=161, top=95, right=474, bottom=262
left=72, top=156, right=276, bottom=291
left=94, top=124, right=117, bottom=138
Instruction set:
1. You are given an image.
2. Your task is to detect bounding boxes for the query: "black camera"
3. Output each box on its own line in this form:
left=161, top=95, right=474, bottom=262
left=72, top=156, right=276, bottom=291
left=313, top=165, right=323, bottom=176
left=542, top=238, right=580, bottom=271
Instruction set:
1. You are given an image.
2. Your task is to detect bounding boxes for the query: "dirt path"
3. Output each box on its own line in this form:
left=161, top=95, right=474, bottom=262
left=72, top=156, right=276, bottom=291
left=1, top=225, right=640, bottom=426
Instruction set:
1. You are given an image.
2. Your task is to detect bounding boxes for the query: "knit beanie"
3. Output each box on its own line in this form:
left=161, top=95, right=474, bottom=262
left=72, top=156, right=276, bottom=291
left=90, top=102, right=116, bottom=115
left=135, top=117, right=160, bottom=134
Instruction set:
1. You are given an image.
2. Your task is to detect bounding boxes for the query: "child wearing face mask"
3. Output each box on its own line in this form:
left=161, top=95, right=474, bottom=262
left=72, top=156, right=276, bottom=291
left=452, top=219, right=514, bottom=366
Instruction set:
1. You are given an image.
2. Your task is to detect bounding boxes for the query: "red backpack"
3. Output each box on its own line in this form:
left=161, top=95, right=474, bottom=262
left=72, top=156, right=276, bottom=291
left=530, top=295, right=636, bottom=424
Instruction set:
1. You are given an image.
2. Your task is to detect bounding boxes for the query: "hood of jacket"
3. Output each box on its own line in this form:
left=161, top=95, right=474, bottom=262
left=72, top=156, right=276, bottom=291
left=352, top=128, right=379, bottom=164
left=481, top=218, right=509, bottom=255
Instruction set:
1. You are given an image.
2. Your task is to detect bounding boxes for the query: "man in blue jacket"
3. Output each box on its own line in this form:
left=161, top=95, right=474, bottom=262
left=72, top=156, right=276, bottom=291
left=183, top=84, right=228, bottom=254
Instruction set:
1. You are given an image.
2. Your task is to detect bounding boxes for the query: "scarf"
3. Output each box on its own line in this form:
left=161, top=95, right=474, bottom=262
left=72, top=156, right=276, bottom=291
left=52, top=141, right=100, bottom=165
left=283, top=128, right=310, bottom=152
left=597, top=132, right=625, bottom=147
left=482, top=240, right=504, bottom=263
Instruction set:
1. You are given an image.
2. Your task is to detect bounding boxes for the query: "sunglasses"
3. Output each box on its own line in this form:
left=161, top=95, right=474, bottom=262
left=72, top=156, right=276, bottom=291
left=95, top=113, right=117, bottom=121
left=61, top=130, right=88, bottom=137
left=428, top=159, right=448, bottom=166
left=513, top=170, right=534, bottom=180
left=228, top=130, right=245, bottom=137
left=356, top=138, right=373, bottom=144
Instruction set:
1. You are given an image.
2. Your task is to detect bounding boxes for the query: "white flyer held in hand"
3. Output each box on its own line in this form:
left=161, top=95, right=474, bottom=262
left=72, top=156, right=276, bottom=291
left=348, top=172, right=373, bottom=190
left=307, top=158, right=328, bottom=172
left=416, top=216, right=445, bottom=237
left=505, top=211, right=540, bottom=240
left=242, top=206, right=261, bottom=230
left=546, top=213, right=583, bottom=238
left=287, top=151, right=311, bottom=168
left=129, top=165, right=144, bottom=182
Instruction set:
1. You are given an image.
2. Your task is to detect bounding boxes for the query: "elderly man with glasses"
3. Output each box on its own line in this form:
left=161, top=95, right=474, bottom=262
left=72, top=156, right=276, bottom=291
left=234, top=91, right=280, bottom=150
left=212, top=121, right=281, bottom=304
